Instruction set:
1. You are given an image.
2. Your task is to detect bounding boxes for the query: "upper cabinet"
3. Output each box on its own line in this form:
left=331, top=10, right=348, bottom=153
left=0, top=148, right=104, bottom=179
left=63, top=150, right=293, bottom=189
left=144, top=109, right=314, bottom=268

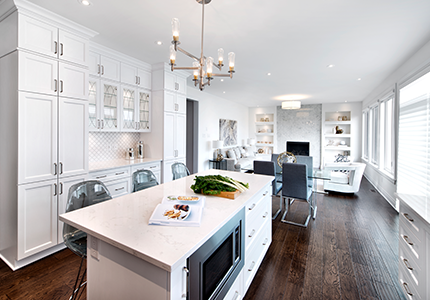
left=88, top=50, right=121, bottom=82
left=121, top=86, right=151, bottom=132
left=164, top=72, right=187, bottom=95
left=18, top=14, right=89, bottom=67
left=121, top=62, right=151, bottom=90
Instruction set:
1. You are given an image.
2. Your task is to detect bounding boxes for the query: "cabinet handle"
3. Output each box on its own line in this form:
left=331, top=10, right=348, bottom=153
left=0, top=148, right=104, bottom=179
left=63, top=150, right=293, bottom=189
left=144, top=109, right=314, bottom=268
left=248, top=261, right=255, bottom=272
left=402, top=235, right=413, bottom=246
left=101, top=120, right=104, bottom=129
left=101, top=65, right=104, bottom=75
left=182, top=267, right=189, bottom=298
left=97, top=64, right=101, bottom=75
left=59, top=162, right=63, bottom=174
left=54, top=183, right=57, bottom=196
left=60, top=80, right=63, bottom=93
left=248, top=229, right=255, bottom=238
left=96, top=175, right=107, bottom=179
left=115, top=187, right=124, bottom=191
left=263, top=191, right=268, bottom=196
left=136, top=76, right=138, bottom=84
left=263, top=212, right=268, bottom=218
left=54, top=163, right=57, bottom=175
left=403, top=258, right=413, bottom=271
left=248, top=203, right=256, bottom=211
left=60, top=182, right=63, bottom=195
left=150, top=166, right=157, bottom=169
left=403, top=213, right=414, bottom=223
left=138, top=76, right=141, bottom=85
left=54, top=79, right=58, bottom=92
left=232, top=291, right=239, bottom=300
left=60, top=43, right=63, bottom=56
left=263, top=238, right=269, bottom=245
left=97, top=119, right=100, bottom=129
left=115, top=172, right=125, bottom=175
left=54, top=41, right=58, bottom=54
left=402, top=282, right=413, bottom=296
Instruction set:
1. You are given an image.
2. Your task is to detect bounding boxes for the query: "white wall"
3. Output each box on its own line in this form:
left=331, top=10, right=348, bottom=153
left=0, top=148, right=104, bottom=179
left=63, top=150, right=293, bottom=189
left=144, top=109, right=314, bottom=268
left=361, top=38, right=430, bottom=208
left=187, top=89, right=249, bottom=172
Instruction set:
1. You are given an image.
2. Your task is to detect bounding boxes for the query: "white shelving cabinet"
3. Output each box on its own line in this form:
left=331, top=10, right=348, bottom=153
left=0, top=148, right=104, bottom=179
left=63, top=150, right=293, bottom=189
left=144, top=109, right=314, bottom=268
left=322, top=111, right=352, bottom=164
left=254, top=112, right=276, bottom=154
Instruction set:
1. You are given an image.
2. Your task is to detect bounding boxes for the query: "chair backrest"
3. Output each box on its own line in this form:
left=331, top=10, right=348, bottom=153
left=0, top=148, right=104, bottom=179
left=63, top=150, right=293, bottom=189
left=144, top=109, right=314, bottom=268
left=132, top=169, right=159, bottom=192
left=171, top=162, right=190, bottom=180
left=271, top=154, right=282, bottom=174
left=63, top=180, right=112, bottom=257
left=282, top=163, right=309, bottom=200
left=296, top=155, right=313, bottom=177
left=253, top=160, right=275, bottom=176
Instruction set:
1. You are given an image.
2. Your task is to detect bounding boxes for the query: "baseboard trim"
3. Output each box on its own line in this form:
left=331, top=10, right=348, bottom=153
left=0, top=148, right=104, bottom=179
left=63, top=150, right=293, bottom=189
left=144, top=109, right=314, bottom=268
left=363, top=174, right=398, bottom=212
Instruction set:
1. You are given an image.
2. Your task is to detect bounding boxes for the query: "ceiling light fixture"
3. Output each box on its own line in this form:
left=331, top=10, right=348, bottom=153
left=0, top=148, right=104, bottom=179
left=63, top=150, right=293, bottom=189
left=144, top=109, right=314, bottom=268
left=79, top=0, right=91, bottom=6
left=281, top=100, right=301, bottom=110
left=169, top=0, right=235, bottom=91
left=156, top=41, right=163, bottom=45
left=327, top=64, right=335, bottom=68
left=357, top=78, right=362, bottom=81
left=267, top=73, right=271, bottom=76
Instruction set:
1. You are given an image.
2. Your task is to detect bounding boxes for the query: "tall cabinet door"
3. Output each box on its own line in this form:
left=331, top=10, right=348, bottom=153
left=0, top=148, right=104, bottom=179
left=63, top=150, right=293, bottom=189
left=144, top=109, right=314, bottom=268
left=137, top=89, right=150, bottom=132
left=164, top=112, right=176, bottom=160
left=59, top=63, right=88, bottom=100
left=17, top=179, right=58, bottom=260
left=18, top=92, right=58, bottom=184
left=176, top=114, right=186, bottom=159
left=100, top=80, right=120, bottom=131
left=121, top=85, right=136, bottom=131
left=58, top=30, right=88, bottom=66
left=58, top=98, right=88, bottom=178
left=88, top=78, right=100, bottom=131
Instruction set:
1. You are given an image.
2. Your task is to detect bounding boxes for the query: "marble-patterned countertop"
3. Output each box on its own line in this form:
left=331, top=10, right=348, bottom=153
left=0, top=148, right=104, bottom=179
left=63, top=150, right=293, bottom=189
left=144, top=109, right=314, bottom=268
left=89, top=158, right=162, bottom=172
left=397, top=193, right=430, bottom=225
left=59, top=170, right=274, bottom=272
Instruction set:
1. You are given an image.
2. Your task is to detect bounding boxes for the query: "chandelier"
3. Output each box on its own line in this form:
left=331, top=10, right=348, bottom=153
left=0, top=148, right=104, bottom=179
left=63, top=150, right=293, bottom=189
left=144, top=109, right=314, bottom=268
left=282, top=101, right=301, bottom=110
left=169, top=0, right=235, bottom=91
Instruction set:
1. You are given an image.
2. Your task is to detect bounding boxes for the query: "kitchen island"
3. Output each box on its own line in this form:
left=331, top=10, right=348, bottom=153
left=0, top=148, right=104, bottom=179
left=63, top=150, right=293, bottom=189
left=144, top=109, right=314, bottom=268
left=60, top=170, right=273, bottom=300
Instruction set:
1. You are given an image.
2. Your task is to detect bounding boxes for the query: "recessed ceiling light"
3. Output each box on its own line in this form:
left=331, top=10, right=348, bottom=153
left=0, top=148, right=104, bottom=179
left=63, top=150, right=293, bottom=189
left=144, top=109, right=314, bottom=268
left=223, top=91, right=226, bottom=94
left=357, top=78, right=362, bottom=81
left=327, top=64, right=335, bottom=68
left=345, top=101, right=347, bottom=102
left=78, top=0, right=91, bottom=6
left=220, top=79, right=224, bottom=82
left=267, top=73, right=271, bottom=76
left=155, top=41, right=163, bottom=45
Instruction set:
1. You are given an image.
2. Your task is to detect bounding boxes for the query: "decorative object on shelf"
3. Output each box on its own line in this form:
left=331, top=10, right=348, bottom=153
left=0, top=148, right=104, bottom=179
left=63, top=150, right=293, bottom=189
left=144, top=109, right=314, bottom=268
left=219, top=119, right=237, bottom=146
left=327, top=139, right=334, bottom=146
left=258, top=148, right=264, bottom=154
left=335, top=126, right=343, bottom=134
left=258, top=129, right=266, bottom=133
left=137, top=141, right=144, bottom=158
left=212, top=140, right=224, bottom=161
left=282, top=100, right=301, bottom=110
left=126, top=148, right=135, bottom=160
left=334, top=154, right=350, bottom=163
left=342, top=116, right=348, bottom=121
left=267, top=129, right=272, bottom=133
left=168, top=0, right=235, bottom=91
left=277, top=151, right=296, bottom=168
left=265, top=117, right=270, bottom=122
left=260, top=118, right=264, bottom=122
left=339, top=141, right=346, bottom=146
left=338, top=116, right=343, bottom=121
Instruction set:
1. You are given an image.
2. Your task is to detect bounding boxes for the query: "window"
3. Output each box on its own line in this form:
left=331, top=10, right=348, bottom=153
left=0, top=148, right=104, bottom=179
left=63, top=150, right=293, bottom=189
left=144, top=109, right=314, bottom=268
left=362, top=110, right=369, bottom=159
left=397, top=70, right=430, bottom=196
left=370, top=105, right=379, bottom=165
left=380, top=95, right=395, bottom=175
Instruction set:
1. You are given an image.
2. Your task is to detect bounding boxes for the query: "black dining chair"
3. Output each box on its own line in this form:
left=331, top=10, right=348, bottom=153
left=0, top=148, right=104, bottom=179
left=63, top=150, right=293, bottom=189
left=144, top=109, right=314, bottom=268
left=63, top=180, right=113, bottom=300
left=281, top=162, right=316, bottom=227
left=132, top=169, right=159, bottom=192
left=253, top=160, right=283, bottom=219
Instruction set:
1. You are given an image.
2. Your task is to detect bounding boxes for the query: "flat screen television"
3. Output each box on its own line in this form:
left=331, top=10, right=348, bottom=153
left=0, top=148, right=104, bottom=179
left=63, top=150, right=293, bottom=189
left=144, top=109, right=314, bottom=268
left=286, top=141, right=310, bottom=156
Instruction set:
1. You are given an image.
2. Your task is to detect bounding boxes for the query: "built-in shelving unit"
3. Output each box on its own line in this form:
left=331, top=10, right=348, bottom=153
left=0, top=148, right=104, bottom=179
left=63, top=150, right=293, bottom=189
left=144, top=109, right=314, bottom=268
left=323, top=111, right=352, bottom=164
left=255, top=113, right=275, bottom=154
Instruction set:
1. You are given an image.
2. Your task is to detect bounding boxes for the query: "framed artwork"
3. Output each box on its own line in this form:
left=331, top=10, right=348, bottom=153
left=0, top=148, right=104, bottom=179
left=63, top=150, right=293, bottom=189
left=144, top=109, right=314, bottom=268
left=219, top=119, right=237, bottom=146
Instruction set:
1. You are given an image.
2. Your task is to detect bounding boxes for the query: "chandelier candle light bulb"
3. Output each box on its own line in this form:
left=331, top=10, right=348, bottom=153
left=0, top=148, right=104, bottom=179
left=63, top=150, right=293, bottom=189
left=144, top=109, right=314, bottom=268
left=193, top=61, right=200, bottom=80
left=218, top=48, right=224, bottom=66
left=170, top=45, right=176, bottom=65
left=172, top=18, right=180, bottom=42
left=228, top=52, right=235, bottom=71
left=206, top=57, right=214, bottom=78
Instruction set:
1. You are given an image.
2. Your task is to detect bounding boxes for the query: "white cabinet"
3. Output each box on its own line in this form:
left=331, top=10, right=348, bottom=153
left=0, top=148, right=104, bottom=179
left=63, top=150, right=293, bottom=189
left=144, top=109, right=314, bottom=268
left=88, top=50, right=121, bottom=81
left=121, top=62, right=151, bottom=90
left=121, top=85, right=151, bottom=132
left=323, top=111, right=352, bottom=165
left=105, top=177, right=131, bottom=198
left=88, top=77, right=120, bottom=132
left=164, top=72, right=187, bottom=95
left=19, top=51, right=88, bottom=100
left=254, top=112, right=276, bottom=154
left=19, top=14, right=88, bottom=66
left=163, top=112, right=186, bottom=182
left=164, top=90, right=186, bottom=114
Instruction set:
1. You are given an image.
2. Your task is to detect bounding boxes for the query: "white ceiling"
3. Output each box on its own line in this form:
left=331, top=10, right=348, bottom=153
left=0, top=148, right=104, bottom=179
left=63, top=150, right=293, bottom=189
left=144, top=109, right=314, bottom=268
left=26, top=0, right=430, bottom=107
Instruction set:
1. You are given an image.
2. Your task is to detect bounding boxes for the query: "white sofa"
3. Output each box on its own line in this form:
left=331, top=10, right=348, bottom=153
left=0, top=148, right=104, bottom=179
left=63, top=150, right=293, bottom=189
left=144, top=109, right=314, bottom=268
left=215, top=146, right=266, bottom=171
left=323, top=162, right=366, bottom=193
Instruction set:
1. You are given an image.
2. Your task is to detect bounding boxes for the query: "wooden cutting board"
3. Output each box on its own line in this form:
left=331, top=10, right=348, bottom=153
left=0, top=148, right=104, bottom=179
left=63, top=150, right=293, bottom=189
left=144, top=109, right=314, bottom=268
left=202, top=189, right=241, bottom=199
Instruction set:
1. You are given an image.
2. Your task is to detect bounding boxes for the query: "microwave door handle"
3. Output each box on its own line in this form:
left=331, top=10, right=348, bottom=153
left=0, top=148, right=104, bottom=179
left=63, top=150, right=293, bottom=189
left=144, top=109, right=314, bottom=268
left=182, top=267, right=189, bottom=298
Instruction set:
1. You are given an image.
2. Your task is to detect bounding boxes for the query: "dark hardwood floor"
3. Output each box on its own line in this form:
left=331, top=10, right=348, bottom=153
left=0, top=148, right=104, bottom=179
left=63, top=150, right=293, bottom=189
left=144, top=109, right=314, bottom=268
left=0, top=177, right=404, bottom=300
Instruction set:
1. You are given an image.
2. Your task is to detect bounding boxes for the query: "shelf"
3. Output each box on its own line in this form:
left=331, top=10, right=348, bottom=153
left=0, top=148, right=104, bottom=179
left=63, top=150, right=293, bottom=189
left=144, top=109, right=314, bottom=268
left=325, top=134, right=351, bottom=138
left=325, top=146, right=351, bottom=150
left=256, top=143, right=274, bottom=147
left=255, top=133, right=274, bottom=136
left=255, top=122, right=274, bottom=125
left=324, top=121, right=351, bottom=125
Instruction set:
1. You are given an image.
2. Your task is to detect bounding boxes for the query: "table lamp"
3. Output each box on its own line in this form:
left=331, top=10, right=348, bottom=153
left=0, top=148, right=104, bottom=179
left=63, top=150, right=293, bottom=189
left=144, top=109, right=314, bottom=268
left=213, top=140, right=224, bottom=161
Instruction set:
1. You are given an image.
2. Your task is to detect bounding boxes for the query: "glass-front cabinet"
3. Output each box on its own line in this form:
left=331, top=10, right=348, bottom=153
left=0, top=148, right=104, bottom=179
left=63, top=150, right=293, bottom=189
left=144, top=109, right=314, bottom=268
left=121, top=85, right=151, bottom=132
left=88, top=77, right=120, bottom=132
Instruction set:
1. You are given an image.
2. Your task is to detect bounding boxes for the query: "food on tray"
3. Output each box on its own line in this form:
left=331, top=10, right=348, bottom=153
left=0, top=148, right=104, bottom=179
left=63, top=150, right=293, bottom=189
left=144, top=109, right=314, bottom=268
left=191, top=175, right=249, bottom=195
left=163, top=205, right=190, bottom=220
left=178, top=196, right=199, bottom=201
left=164, top=209, right=175, bottom=217
left=174, top=204, right=189, bottom=212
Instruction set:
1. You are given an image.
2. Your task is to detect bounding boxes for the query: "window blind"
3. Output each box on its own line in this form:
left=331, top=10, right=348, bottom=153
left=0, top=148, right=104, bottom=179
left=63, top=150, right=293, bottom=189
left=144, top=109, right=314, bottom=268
left=397, top=71, right=430, bottom=196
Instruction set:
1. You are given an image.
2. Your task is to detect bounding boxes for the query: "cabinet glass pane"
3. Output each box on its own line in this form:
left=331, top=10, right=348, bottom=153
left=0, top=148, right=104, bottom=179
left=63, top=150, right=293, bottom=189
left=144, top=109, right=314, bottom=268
left=122, top=87, right=135, bottom=129
left=103, top=83, right=118, bottom=129
left=138, top=91, right=150, bottom=130
left=89, top=80, right=98, bottom=128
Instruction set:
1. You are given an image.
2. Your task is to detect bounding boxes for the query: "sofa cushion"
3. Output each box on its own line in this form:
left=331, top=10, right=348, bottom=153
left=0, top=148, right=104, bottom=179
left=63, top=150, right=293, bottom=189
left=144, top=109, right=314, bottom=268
left=233, top=147, right=241, bottom=159
left=243, top=146, right=253, bottom=158
left=239, top=147, right=246, bottom=158
left=330, top=171, right=350, bottom=184
left=226, top=149, right=236, bottom=160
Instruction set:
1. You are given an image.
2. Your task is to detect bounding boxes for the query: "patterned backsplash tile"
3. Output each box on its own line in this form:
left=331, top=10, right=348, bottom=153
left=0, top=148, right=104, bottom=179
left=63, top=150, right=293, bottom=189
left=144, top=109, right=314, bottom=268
left=89, top=132, right=142, bottom=162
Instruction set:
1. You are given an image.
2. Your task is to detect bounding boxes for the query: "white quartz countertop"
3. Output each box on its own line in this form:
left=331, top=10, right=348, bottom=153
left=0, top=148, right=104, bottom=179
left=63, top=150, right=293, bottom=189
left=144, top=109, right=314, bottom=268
left=89, top=158, right=162, bottom=172
left=60, top=170, right=274, bottom=272
left=396, top=193, right=430, bottom=225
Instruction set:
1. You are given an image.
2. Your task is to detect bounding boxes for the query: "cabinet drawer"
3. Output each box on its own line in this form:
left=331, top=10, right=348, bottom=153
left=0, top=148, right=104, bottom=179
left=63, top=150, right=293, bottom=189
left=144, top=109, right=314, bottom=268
left=399, top=267, right=422, bottom=300
left=400, top=222, right=425, bottom=263
left=399, top=243, right=426, bottom=298
left=105, top=177, right=131, bottom=198
left=89, top=166, right=130, bottom=182
left=245, top=200, right=270, bottom=250
left=244, top=220, right=271, bottom=290
left=400, top=203, right=426, bottom=244
left=224, top=270, right=243, bottom=300
left=245, top=184, right=271, bottom=216
left=131, top=162, right=161, bottom=174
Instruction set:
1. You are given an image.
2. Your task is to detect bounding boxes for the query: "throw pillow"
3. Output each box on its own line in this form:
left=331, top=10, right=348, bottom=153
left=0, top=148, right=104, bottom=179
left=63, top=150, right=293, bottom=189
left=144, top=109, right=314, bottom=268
left=239, top=147, right=246, bottom=158
left=233, top=147, right=241, bottom=159
left=226, top=149, right=236, bottom=159
left=243, top=146, right=253, bottom=157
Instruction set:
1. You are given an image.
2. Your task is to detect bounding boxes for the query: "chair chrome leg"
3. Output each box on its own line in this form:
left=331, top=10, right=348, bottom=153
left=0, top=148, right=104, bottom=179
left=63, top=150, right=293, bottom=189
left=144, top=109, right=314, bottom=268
left=280, top=197, right=312, bottom=228
left=70, top=256, right=87, bottom=300
left=272, top=195, right=283, bottom=220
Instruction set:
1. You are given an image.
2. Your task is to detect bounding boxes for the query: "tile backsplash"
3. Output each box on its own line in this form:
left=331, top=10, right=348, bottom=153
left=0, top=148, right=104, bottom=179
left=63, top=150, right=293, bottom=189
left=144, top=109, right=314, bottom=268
left=89, top=132, right=141, bottom=162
